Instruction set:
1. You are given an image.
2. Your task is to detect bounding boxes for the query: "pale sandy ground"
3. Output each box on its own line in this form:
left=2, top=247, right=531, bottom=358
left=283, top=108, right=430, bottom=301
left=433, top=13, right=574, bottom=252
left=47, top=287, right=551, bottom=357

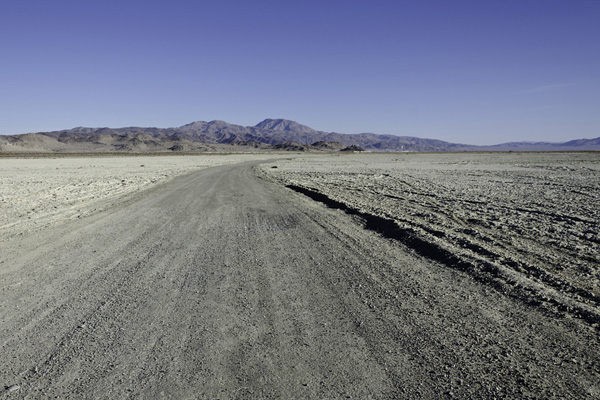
left=0, top=154, right=290, bottom=241
left=260, top=152, right=600, bottom=328
left=0, top=153, right=599, bottom=398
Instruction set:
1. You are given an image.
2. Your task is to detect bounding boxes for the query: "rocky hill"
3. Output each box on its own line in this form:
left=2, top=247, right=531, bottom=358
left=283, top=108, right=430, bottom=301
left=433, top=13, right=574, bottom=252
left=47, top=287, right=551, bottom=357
left=1, top=118, right=598, bottom=153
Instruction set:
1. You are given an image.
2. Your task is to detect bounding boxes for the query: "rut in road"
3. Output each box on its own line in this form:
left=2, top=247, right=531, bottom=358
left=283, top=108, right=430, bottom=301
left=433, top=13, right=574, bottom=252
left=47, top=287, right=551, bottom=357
left=1, top=162, right=598, bottom=399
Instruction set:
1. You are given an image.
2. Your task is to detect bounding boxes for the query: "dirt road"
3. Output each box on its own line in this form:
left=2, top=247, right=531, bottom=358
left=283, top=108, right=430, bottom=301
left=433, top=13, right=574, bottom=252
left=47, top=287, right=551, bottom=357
left=1, top=161, right=598, bottom=399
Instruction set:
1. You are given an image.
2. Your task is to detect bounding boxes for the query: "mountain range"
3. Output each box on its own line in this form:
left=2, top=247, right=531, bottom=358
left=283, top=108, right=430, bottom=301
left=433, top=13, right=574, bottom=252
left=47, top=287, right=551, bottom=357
left=1, top=118, right=599, bottom=153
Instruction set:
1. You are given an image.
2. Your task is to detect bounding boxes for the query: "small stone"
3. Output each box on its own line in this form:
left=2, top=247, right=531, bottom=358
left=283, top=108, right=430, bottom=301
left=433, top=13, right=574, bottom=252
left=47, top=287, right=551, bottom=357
left=6, top=384, right=20, bottom=392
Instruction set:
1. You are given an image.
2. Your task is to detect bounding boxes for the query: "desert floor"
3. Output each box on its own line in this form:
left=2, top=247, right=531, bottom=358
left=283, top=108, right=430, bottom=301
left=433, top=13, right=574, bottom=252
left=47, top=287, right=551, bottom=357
left=0, top=154, right=290, bottom=241
left=260, top=152, right=600, bottom=328
left=1, top=152, right=599, bottom=399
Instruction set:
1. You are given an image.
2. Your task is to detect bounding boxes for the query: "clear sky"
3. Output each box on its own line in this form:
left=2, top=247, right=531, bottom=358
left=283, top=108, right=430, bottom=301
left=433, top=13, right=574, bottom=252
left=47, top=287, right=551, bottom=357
left=1, top=0, right=599, bottom=145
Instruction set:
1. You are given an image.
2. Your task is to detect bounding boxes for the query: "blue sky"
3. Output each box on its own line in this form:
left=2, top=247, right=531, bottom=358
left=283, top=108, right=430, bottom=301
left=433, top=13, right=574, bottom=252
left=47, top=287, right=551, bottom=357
left=1, top=0, right=599, bottom=144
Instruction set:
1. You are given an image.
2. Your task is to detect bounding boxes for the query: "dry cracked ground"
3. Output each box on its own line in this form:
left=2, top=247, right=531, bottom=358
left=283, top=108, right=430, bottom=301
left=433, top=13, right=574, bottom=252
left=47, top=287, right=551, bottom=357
left=1, top=152, right=599, bottom=399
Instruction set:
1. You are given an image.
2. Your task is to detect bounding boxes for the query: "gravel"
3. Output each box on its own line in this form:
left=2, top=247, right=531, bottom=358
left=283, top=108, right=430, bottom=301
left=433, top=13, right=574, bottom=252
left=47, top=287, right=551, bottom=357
left=260, top=152, right=600, bottom=328
left=0, top=153, right=598, bottom=398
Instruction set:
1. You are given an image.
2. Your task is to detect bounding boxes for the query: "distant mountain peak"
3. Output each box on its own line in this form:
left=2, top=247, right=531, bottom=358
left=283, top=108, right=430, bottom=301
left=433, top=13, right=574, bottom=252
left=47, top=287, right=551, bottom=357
left=255, top=118, right=317, bottom=134
left=3, top=118, right=599, bottom=153
left=206, top=120, right=232, bottom=126
left=179, top=121, right=208, bottom=130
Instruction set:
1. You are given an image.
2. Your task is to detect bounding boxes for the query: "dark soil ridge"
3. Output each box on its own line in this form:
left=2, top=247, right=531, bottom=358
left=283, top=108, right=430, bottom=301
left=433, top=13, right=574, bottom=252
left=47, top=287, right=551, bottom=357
left=366, top=199, right=600, bottom=310
left=286, top=184, right=600, bottom=330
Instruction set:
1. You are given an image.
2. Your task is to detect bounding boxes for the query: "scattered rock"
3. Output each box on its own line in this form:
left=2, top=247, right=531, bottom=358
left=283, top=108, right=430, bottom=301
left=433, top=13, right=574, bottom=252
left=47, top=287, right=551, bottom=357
left=5, top=384, right=20, bottom=392
left=340, top=145, right=364, bottom=152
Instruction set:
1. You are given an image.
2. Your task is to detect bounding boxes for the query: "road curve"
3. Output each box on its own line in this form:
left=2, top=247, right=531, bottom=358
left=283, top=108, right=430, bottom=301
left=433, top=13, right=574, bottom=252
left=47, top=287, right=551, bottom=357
left=1, top=161, right=598, bottom=399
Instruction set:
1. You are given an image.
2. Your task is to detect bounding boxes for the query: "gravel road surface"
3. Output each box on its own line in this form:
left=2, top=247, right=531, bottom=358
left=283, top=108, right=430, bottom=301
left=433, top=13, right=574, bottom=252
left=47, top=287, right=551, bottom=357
left=1, top=161, right=598, bottom=399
